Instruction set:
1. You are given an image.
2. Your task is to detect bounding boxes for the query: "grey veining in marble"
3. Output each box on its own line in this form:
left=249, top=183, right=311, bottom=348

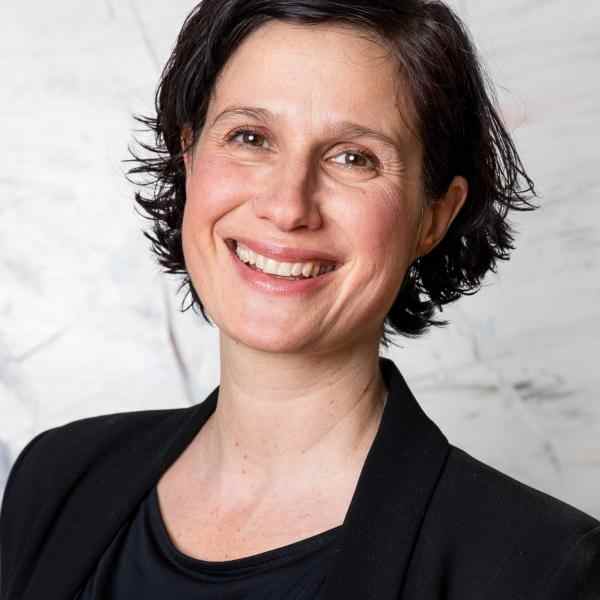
left=1, top=1, right=598, bottom=517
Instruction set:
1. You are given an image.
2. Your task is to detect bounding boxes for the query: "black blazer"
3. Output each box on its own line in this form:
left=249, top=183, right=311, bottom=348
left=1, top=356, right=599, bottom=600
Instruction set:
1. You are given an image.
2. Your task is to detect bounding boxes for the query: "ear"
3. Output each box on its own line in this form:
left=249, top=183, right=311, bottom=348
left=180, top=125, right=194, bottom=173
left=414, top=175, right=468, bottom=259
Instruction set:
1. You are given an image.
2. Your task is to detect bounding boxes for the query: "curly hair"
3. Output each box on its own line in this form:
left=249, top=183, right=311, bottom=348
left=126, top=0, right=538, bottom=349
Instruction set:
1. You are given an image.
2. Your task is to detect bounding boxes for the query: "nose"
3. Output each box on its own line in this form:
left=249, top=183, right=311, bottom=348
left=251, top=161, right=323, bottom=232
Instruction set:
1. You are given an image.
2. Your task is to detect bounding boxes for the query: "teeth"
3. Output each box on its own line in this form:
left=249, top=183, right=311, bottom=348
left=233, top=241, right=335, bottom=279
left=301, top=262, right=314, bottom=277
left=277, top=262, right=293, bottom=276
left=263, top=258, right=280, bottom=275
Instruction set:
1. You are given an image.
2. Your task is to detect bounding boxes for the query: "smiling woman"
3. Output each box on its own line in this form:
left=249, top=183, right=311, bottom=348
left=177, top=19, right=448, bottom=354
left=130, top=5, right=531, bottom=346
left=1, top=1, right=599, bottom=600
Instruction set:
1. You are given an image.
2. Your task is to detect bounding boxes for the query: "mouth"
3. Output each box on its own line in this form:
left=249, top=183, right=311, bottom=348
left=225, top=238, right=339, bottom=281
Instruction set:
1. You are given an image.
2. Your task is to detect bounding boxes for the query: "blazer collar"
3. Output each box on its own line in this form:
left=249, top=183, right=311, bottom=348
left=21, top=356, right=449, bottom=600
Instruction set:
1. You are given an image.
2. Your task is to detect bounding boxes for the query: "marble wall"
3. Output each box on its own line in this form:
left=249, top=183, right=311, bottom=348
left=1, top=1, right=598, bottom=517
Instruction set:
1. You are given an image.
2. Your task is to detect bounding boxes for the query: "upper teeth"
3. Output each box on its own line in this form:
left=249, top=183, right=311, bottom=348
left=234, top=241, right=335, bottom=278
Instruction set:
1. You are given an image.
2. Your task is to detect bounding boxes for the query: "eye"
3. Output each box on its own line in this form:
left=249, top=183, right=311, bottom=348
left=225, top=127, right=269, bottom=150
left=224, top=127, right=379, bottom=173
left=330, top=149, right=378, bottom=171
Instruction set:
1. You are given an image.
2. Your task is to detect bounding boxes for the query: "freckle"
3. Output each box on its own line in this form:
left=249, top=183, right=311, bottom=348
left=243, top=453, right=248, bottom=460
left=235, top=440, right=240, bottom=447
left=242, top=468, right=246, bottom=474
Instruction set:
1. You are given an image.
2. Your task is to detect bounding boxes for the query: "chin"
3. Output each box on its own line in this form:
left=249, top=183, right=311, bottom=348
left=222, top=318, right=324, bottom=355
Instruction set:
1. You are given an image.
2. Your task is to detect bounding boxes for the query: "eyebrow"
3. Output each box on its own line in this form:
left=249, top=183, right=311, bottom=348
left=210, top=105, right=406, bottom=153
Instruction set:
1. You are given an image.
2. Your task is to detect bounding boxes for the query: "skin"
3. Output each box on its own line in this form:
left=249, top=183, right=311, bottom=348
left=158, top=20, right=468, bottom=560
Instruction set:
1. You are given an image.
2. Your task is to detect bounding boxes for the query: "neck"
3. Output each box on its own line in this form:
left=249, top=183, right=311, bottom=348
left=192, top=335, right=388, bottom=492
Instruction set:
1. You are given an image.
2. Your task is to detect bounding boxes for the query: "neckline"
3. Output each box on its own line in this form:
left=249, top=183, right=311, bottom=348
left=148, top=484, right=343, bottom=574
left=146, top=375, right=389, bottom=573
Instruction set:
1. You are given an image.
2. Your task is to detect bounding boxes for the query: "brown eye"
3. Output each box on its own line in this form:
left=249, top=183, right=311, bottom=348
left=226, top=128, right=268, bottom=149
left=331, top=149, right=378, bottom=171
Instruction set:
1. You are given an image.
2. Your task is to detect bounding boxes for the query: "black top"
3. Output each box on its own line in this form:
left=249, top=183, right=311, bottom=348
left=75, top=485, right=342, bottom=599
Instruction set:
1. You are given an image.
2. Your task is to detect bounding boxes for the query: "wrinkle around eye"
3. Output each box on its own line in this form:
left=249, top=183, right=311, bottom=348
left=377, top=159, right=408, bottom=178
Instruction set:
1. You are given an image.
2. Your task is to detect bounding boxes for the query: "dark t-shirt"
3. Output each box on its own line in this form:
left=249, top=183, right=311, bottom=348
left=76, top=485, right=342, bottom=599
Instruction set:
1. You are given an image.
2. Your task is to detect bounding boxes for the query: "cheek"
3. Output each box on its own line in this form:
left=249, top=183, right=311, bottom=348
left=346, top=184, right=415, bottom=264
left=182, top=154, right=248, bottom=250
left=185, top=156, right=239, bottom=216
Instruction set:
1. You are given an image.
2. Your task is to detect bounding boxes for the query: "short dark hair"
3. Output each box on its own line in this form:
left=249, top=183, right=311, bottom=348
left=126, top=0, right=538, bottom=349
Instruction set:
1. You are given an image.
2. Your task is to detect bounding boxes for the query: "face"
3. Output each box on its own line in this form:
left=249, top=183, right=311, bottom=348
left=181, top=21, right=461, bottom=355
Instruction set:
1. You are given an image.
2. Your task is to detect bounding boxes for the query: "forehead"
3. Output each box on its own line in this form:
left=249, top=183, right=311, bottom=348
left=208, top=20, right=417, bottom=145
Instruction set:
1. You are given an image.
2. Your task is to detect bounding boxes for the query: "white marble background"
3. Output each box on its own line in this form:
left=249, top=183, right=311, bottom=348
left=1, top=1, right=598, bottom=517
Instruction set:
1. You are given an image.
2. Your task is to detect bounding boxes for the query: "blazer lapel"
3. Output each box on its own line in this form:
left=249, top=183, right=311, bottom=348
left=322, top=357, right=450, bottom=599
left=20, top=389, right=220, bottom=600
left=20, top=357, right=448, bottom=600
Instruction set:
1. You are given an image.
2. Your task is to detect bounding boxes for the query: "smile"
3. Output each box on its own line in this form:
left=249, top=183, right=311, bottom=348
left=232, top=240, right=337, bottom=280
left=225, top=239, right=338, bottom=295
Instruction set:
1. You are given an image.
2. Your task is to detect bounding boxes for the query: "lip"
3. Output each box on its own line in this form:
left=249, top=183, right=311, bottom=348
left=227, top=237, right=340, bottom=266
left=226, top=239, right=336, bottom=296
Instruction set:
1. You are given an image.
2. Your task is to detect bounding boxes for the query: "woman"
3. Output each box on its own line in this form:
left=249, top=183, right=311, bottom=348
left=1, top=0, right=599, bottom=598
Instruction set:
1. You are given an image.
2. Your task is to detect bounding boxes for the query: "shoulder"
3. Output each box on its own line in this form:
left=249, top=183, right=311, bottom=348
left=0, top=407, right=187, bottom=518
left=443, top=445, right=598, bottom=533
left=9, top=407, right=184, bottom=474
left=418, top=444, right=600, bottom=597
